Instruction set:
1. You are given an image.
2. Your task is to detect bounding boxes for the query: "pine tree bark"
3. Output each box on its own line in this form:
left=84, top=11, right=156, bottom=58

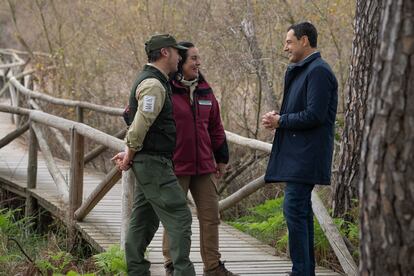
left=359, top=0, right=414, bottom=274
left=332, top=0, right=382, bottom=217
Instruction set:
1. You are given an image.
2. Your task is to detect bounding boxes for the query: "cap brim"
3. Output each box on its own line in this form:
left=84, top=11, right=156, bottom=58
left=173, top=45, right=188, bottom=50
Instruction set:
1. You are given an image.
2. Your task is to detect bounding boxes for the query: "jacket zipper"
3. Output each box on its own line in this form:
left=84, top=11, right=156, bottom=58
left=191, top=91, right=199, bottom=175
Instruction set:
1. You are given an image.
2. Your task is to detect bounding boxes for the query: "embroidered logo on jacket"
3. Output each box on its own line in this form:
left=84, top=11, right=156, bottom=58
left=198, top=100, right=212, bottom=106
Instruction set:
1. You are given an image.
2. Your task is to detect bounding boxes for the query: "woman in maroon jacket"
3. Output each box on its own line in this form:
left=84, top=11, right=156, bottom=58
left=162, top=42, right=237, bottom=276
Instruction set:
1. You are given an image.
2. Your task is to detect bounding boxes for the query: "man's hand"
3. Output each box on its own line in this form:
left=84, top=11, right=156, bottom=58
left=262, top=110, right=281, bottom=130
left=111, top=147, right=134, bottom=171
left=216, top=163, right=227, bottom=179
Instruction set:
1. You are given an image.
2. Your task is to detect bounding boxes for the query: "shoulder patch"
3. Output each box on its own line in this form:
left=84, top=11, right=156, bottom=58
left=142, top=95, right=156, bottom=112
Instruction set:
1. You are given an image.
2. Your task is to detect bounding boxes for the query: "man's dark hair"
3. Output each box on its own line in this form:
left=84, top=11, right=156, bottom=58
left=288, top=22, right=318, bottom=48
left=147, top=49, right=163, bottom=62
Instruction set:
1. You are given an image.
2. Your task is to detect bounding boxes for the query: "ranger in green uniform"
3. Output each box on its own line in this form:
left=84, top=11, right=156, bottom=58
left=112, top=34, right=195, bottom=276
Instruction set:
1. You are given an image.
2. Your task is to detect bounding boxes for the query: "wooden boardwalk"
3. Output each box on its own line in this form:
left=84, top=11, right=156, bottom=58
left=0, top=105, right=341, bottom=275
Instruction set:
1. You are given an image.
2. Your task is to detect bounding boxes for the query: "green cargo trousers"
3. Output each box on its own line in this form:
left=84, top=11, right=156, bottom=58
left=125, top=154, right=195, bottom=276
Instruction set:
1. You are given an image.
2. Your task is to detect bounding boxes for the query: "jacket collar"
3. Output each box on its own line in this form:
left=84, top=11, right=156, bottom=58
left=143, top=64, right=169, bottom=83
left=171, top=79, right=212, bottom=95
left=288, top=51, right=320, bottom=70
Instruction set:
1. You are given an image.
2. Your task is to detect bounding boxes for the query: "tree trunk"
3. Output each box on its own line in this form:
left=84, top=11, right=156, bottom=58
left=332, top=0, right=382, bottom=217
left=240, top=0, right=278, bottom=117
left=359, top=0, right=414, bottom=274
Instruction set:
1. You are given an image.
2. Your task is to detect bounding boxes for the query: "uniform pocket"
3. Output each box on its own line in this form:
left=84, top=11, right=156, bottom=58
left=159, top=177, right=187, bottom=209
left=197, top=104, right=212, bottom=122
left=141, top=180, right=160, bottom=199
left=131, top=160, right=160, bottom=199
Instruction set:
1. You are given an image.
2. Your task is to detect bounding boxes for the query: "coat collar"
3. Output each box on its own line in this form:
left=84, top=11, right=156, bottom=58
left=171, top=78, right=212, bottom=95
left=287, top=51, right=320, bottom=70
left=143, top=64, right=169, bottom=83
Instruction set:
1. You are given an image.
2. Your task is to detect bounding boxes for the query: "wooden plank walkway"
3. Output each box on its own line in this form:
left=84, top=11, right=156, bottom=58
left=0, top=103, right=341, bottom=275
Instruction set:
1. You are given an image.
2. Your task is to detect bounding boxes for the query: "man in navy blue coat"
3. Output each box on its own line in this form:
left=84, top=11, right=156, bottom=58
left=262, top=22, right=338, bottom=276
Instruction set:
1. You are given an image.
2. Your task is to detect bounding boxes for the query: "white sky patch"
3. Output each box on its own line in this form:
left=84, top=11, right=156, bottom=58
left=142, top=95, right=156, bottom=112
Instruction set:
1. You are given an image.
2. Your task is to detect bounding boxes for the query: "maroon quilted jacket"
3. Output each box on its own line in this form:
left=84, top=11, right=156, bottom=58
left=171, top=75, right=229, bottom=176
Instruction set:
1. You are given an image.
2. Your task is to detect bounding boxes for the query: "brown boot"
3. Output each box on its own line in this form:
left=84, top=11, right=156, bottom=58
left=203, top=261, right=239, bottom=276
left=164, top=262, right=174, bottom=276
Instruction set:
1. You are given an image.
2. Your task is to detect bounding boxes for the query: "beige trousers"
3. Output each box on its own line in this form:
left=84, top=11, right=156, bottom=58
left=162, top=174, right=221, bottom=271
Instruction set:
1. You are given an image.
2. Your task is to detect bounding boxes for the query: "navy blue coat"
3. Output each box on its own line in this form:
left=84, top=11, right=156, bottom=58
left=265, top=52, right=338, bottom=185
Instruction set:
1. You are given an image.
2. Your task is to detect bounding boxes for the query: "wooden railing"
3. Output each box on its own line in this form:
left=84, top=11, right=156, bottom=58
left=0, top=50, right=357, bottom=275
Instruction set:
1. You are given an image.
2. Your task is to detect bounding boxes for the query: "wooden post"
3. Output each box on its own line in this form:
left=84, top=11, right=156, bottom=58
left=27, top=121, right=38, bottom=190
left=120, top=170, right=135, bottom=249
left=68, top=126, right=84, bottom=244
left=11, top=66, right=23, bottom=127
left=69, top=126, right=84, bottom=215
left=8, top=74, right=18, bottom=124
left=23, top=74, right=31, bottom=90
left=25, top=121, right=38, bottom=221
left=76, top=106, right=83, bottom=123
left=15, top=81, right=21, bottom=127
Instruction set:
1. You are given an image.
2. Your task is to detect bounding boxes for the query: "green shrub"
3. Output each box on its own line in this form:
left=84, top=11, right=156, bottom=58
left=228, top=196, right=360, bottom=266
left=0, top=208, right=44, bottom=274
left=54, top=270, right=96, bottom=276
left=229, top=198, right=288, bottom=252
left=36, top=251, right=75, bottom=275
left=93, top=245, right=127, bottom=275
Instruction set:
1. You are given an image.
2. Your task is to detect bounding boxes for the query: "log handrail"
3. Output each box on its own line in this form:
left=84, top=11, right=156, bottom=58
left=7, top=72, right=273, bottom=153
left=225, top=131, right=272, bottom=152
left=0, top=48, right=51, bottom=58
left=0, top=104, right=124, bottom=151
left=312, top=192, right=358, bottom=275
left=219, top=175, right=265, bottom=211
left=0, top=50, right=25, bottom=69
left=9, top=77, right=123, bottom=116
left=74, top=167, right=121, bottom=221
left=30, top=109, right=124, bottom=151
left=0, top=120, right=29, bottom=149
left=84, top=128, right=127, bottom=164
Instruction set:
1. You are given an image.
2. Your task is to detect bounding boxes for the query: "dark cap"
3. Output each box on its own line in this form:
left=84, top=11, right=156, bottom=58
left=145, top=34, right=188, bottom=54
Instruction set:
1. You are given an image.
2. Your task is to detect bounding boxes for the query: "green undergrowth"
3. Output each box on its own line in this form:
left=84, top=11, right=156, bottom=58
left=0, top=207, right=127, bottom=275
left=227, top=197, right=359, bottom=271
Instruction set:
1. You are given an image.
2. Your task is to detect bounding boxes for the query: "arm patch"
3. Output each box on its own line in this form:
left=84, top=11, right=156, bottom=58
left=142, top=95, right=156, bottom=112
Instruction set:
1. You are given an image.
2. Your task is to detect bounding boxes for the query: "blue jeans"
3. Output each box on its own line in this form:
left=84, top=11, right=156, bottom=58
left=283, top=182, right=315, bottom=276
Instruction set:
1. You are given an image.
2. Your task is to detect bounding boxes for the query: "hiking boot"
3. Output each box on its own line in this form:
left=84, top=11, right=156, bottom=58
left=164, top=262, right=174, bottom=276
left=203, top=261, right=239, bottom=276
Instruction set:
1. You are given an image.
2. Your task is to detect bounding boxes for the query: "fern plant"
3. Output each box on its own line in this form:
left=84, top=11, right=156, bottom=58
left=93, top=245, right=127, bottom=275
left=36, top=251, right=74, bottom=274
left=228, top=196, right=360, bottom=264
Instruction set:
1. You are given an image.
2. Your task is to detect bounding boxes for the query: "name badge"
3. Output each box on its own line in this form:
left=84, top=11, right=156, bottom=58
left=198, top=100, right=212, bottom=106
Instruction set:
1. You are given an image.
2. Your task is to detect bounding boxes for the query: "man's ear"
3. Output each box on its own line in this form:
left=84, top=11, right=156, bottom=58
left=301, top=35, right=310, bottom=47
left=160, top=48, right=169, bottom=57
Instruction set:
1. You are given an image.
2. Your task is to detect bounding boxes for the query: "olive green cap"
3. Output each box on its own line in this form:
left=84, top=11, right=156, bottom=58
left=145, top=34, right=188, bottom=54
